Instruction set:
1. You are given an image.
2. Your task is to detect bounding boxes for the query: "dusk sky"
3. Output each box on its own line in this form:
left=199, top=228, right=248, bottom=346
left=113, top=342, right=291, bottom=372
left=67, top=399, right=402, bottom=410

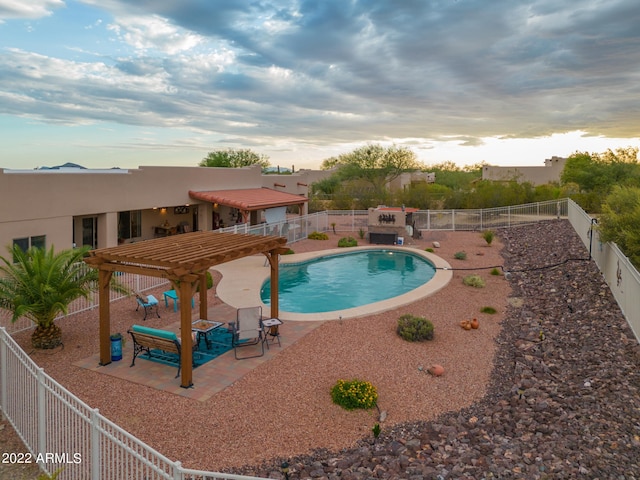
left=1, top=0, right=639, bottom=171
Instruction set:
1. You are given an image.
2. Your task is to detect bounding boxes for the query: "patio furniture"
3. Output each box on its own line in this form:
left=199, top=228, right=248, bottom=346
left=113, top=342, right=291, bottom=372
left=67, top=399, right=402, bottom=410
left=262, top=318, right=283, bottom=347
left=232, top=306, right=265, bottom=359
left=128, top=325, right=197, bottom=378
left=191, top=319, right=224, bottom=350
left=162, top=289, right=195, bottom=312
left=135, top=293, right=160, bottom=321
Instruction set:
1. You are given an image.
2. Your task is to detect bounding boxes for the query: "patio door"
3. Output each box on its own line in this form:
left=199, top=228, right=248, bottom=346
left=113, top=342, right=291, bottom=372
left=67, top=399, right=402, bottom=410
left=81, top=217, right=98, bottom=249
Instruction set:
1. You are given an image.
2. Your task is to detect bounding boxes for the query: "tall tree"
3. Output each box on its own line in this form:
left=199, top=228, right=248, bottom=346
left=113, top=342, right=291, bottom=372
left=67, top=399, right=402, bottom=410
left=0, top=245, right=127, bottom=349
left=321, top=144, right=421, bottom=198
left=199, top=148, right=270, bottom=170
left=597, top=185, right=640, bottom=268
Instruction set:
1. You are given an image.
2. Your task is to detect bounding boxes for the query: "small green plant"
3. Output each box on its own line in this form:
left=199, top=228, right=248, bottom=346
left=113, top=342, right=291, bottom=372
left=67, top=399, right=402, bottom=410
left=282, top=248, right=295, bottom=255
left=396, top=314, right=434, bottom=341
left=308, top=231, right=329, bottom=240
left=454, top=251, right=467, bottom=260
left=425, top=248, right=434, bottom=253
left=338, top=236, right=358, bottom=247
left=463, top=274, right=486, bottom=288
left=490, top=268, right=501, bottom=276
left=331, top=379, right=378, bottom=410
left=372, top=422, right=381, bottom=439
left=331, top=222, right=337, bottom=234
left=358, top=227, right=366, bottom=239
left=480, top=306, right=497, bottom=314
left=482, top=230, right=495, bottom=245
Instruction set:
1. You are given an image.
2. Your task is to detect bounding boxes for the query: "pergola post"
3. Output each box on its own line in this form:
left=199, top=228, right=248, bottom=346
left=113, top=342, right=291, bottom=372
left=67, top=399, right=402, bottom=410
left=198, top=273, right=208, bottom=320
left=267, top=251, right=280, bottom=319
left=98, top=269, right=113, bottom=366
left=178, top=279, right=194, bottom=388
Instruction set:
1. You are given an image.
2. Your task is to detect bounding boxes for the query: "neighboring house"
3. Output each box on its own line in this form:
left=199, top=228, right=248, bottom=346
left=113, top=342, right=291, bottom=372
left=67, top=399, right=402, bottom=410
left=0, top=164, right=315, bottom=253
left=387, top=170, right=436, bottom=191
left=482, top=156, right=567, bottom=185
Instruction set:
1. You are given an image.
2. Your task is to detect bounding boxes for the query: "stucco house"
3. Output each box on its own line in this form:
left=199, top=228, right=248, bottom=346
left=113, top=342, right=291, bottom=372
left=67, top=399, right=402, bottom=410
left=482, top=156, right=567, bottom=185
left=0, top=164, right=329, bottom=253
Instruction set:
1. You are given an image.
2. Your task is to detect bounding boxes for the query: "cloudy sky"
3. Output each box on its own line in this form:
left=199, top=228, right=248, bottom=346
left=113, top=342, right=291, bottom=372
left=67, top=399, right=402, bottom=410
left=1, top=0, right=639, bottom=170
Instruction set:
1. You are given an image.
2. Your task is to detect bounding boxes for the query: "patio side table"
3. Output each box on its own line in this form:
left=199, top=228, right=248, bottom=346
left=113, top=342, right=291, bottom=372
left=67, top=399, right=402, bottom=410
left=191, top=320, right=224, bottom=350
left=162, top=289, right=195, bottom=312
left=262, top=318, right=283, bottom=347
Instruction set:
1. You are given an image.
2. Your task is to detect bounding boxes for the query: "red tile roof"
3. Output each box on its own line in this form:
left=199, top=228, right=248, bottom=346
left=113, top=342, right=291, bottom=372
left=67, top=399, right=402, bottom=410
left=189, top=188, right=308, bottom=211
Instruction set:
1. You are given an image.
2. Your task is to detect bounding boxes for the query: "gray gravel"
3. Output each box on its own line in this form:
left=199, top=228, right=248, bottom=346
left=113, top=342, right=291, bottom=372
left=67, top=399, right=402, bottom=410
left=234, top=220, right=640, bottom=480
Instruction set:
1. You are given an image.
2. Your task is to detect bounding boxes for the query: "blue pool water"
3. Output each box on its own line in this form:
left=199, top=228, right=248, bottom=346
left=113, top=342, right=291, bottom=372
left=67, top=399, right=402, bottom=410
left=260, top=249, right=436, bottom=313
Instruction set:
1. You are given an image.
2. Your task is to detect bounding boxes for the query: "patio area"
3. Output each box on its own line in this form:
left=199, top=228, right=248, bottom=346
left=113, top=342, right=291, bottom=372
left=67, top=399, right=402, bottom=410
left=74, top=302, right=323, bottom=402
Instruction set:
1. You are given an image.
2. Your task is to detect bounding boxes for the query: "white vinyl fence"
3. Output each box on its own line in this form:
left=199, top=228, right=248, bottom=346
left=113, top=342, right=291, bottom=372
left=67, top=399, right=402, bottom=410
left=567, top=199, right=640, bottom=343
left=0, top=327, right=270, bottom=480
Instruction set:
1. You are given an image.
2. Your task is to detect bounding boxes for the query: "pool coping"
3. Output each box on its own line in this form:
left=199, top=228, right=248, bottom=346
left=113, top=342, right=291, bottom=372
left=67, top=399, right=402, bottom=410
left=213, top=245, right=453, bottom=321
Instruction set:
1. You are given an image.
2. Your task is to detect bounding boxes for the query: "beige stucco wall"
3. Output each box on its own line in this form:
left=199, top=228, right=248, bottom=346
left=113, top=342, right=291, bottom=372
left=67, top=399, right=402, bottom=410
left=482, top=157, right=566, bottom=186
left=0, top=165, right=265, bottom=251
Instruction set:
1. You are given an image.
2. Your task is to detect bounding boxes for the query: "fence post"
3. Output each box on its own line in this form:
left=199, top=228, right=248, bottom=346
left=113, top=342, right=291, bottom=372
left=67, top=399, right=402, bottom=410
left=452, top=210, right=455, bottom=231
left=174, top=460, right=182, bottom=480
left=37, top=368, right=47, bottom=461
left=91, top=408, right=101, bottom=480
left=0, top=329, right=6, bottom=415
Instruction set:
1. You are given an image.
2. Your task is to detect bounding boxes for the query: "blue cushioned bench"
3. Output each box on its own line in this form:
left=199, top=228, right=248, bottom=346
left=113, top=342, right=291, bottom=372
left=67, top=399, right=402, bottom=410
left=127, top=325, right=194, bottom=378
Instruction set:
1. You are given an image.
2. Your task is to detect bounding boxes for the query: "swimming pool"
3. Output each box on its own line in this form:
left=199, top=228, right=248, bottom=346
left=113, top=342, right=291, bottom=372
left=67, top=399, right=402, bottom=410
left=260, top=249, right=437, bottom=313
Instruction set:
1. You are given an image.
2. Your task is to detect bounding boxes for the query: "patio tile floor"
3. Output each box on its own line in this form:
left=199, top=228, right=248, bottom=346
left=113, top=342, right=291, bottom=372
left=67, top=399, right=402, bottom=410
left=74, top=303, right=323, bottom=402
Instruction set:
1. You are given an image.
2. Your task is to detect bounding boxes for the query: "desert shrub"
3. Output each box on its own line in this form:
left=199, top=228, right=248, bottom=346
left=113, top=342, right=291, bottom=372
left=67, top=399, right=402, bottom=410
left=425, top=248, right=434, bottom=253
left=396, top=314, right=435, bottom=341
left=480, top=306, right=497, bottom=314
left=282, top=248, right=295, bottom=255
left=308, top=231, right=329, bottom=240
left=331, top=379, right=378, bottom=410
left=358, top=228, right=366, bottom=239
left=338, top=236, right=358, bottom=247
left=482, top=230, right=495, bottom=245
left=454, top=251, right=467, bottom=260
left=490, top=268, right=501, bottom=276
left=463, top=274, right=485, bottom=288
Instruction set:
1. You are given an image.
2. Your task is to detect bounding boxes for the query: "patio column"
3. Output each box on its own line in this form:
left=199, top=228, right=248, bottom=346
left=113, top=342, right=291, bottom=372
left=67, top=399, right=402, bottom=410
left=179, top=279, right=194, bottom=388
left=98, top=269, right=113, bottom=366
left=267, top=251, right=280, bottom=319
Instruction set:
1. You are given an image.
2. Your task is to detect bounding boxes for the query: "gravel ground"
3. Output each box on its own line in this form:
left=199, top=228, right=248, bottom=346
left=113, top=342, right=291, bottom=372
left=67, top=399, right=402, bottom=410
left=3, top=220, right=639, bottom=479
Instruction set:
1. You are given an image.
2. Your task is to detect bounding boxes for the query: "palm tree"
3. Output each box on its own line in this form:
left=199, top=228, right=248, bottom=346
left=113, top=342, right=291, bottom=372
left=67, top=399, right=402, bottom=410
left=0, top=245, right=126, bottom=349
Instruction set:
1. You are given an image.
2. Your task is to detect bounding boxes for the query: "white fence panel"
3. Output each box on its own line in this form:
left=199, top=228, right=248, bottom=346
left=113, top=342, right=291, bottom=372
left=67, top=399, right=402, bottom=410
left=568, top=199, right=640, bottom=343
left=0, top=328, right=269, bottom=480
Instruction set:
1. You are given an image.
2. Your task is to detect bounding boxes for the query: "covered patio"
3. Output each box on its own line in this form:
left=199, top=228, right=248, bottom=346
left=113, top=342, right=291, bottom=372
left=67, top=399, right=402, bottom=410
left=84, top=231, right=288, bottom=388
left=189, top=187, right=308, bottom=226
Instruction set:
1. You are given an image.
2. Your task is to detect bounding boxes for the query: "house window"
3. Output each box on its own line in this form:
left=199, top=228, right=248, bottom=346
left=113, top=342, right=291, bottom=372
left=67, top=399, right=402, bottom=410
left=118, top=210, right=142, bottom=240
left=12, top=235, right=46, bottom=262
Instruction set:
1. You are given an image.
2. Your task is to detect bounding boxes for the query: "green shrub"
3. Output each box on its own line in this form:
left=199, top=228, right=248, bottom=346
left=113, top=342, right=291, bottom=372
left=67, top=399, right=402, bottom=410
left=482, top=230, right=495, bottom=245
left=425, top=248, right=434, bottom=253
left=283, top=248, right=295, bottom=255
left=480, top=306, right=497, bottom=314
left=331, top=379, right=378, bottom=410
left=490, top=268, right=501, bottom=276
left=338, top=236, right=358, bottom=247
left=358, top=228, right=366, bottom=239
left=396, top=314, right=434, bottom=341
left=463, top=274, right=486, bottom=288
left=454, top=251, right=467, bottom=260
left=308, top=231, right=329, bottom=240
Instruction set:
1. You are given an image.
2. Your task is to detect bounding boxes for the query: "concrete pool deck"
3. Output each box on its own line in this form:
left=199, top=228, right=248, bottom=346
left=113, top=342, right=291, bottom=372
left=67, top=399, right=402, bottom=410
left=214, top=245, right=453, bottom=321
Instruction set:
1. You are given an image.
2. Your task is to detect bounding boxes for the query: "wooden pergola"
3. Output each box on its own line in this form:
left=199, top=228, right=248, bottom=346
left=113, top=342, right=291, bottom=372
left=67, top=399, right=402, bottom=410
left=84, top=231, right=288, bottom=388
